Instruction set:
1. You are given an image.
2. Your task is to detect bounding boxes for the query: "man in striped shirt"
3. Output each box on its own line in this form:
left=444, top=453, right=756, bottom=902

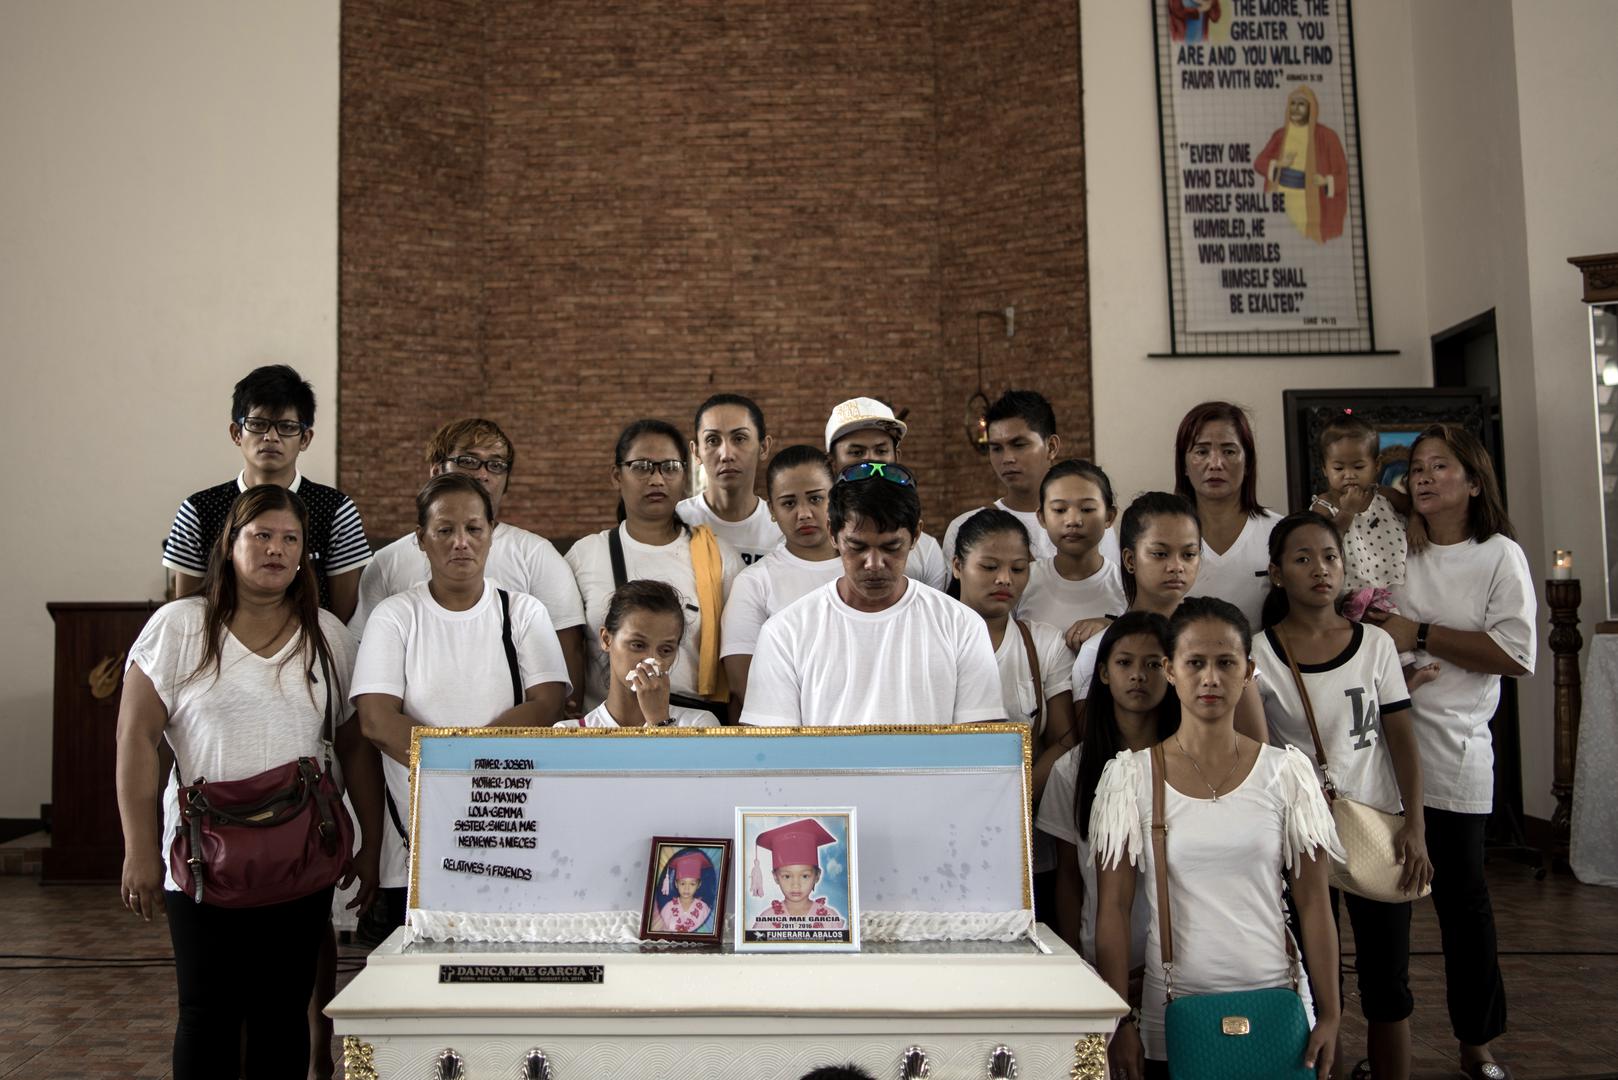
left=161, top=365, right=372, bottom=619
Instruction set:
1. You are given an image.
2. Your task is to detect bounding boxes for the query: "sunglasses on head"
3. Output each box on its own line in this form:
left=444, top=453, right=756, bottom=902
left=836, top=462, right=916, bottom=487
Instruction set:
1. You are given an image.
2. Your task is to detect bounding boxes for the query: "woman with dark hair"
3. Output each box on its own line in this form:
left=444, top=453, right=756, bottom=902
left=1023, top=459, right=1125, bottom=651
left=353, top=473, right=571, bottom=926
left=1093, top=597, right=1342, bottom=1080
left=1244, top=510, right=1431, bottom=1080
left=1364, top=424, right=1534, bottom=1080
left=565, top=419, right=744, bottom=712
left=721, top=445, right=841, bottom=706
left=116, top=485, right=383, bottom=1079
left=1037, top=611, right=1177, bottom=965
left=1174, top=400, right=1283, bottom=629
left=569, top=580, right=718, bottom=728
left=951, top=508, right=1077, bottom=921
left=1070, top=492, right=1202, bottom=705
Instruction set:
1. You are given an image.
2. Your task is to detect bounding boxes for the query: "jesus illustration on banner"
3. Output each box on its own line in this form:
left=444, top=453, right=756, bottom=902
left=1255, top=84, right=1349, bottom=244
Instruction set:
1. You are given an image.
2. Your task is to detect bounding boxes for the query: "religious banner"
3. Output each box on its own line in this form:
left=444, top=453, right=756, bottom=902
left=1154, top=0, right=1372, bottom=350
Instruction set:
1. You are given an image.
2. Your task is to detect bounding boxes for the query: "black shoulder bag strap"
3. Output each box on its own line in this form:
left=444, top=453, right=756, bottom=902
left=608, top=525, right=629, bottom=590
left=498, top=587, right=522, bottom=708
left=386, top=588, right=522, bottom=847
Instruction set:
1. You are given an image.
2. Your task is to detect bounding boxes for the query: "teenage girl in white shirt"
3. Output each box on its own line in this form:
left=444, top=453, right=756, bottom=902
left=1364, top=425, right=1535, bottom=1080
left=1037, top=610, right=1177, bottom=968
left=951, top=508, right=1077, bottom=924
left=1093, top=597, right=1343, bottom=1080
left=1021, top=459, right=1125, bottom=651
left=1242, top=510, right=1434, bottom=1080
left=1070, top=492, right=1202, bottom=707
left=721, top=445, right=841, bottom=706
left=568, top=580, right=718, bottom=729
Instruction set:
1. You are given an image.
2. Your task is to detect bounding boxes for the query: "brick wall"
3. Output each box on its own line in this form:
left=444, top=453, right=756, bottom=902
left=339, top=0, right=1088, bottom=544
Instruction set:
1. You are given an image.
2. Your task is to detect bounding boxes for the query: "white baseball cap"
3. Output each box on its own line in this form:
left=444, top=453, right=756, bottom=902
left=824, top=397, right=908, bottom=451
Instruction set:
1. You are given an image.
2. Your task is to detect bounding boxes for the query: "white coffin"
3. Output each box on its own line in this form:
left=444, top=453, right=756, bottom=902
left=330, top=927, right=1122, bottom=1079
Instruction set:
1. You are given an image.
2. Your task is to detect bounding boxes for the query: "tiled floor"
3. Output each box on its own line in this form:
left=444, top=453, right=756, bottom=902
left=0, top=863, right=1614, bottom=1079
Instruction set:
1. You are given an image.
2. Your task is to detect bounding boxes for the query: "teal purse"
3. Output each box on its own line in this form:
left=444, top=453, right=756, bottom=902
left=1148, top=744, right=1316, bottom=1080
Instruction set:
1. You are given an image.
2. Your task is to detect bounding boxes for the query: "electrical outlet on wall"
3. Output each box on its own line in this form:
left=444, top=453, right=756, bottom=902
left=1005, top=306, right=1016, bottom=338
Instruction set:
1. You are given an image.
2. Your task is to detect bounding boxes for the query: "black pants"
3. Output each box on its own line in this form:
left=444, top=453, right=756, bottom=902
left=165, top=886, right=335, bottom=1080
left=1287, top=881, right=1413, bottom=1024
left=1425, top=806, right=1507, bottom=1045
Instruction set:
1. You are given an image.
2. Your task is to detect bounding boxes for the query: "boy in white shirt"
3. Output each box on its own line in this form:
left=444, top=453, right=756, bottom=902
left=740, top=462, right=1004, bottom=727
left=678, top=393, right=781, bottom=565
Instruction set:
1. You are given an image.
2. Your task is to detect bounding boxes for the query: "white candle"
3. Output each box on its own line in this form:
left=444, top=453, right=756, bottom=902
left=1551, top=549, right=1574, bottom=580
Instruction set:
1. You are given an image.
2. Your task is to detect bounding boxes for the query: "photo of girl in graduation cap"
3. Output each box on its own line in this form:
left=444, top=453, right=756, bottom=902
left=736, top=808, right=859, bottom=952
left=639, top=838, right=729, bottom=943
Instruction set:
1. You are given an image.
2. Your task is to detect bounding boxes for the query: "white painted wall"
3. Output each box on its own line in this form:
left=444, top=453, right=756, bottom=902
left=0, top=2, right=338, bottom=818
left=1081, top=0, right=1433, bottom=512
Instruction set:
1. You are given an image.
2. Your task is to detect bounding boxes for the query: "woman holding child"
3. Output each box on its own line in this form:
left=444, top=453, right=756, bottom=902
left=1363, top=424, right=1536, bottom=1080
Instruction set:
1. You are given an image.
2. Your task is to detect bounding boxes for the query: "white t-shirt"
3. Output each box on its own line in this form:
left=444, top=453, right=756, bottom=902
left=350, top=580, right=571, bottom=887
left=1191, top=508, right=1285, bottom=631
left=677, top=494, right=783, bottom=566
left=994, top=619, right=1075, bottom=735
left=126, top=599, right=358, bottom=893
left=1091, top=744, right=1342, bottom=1061
left=1036, top=745, right=1150, bottom=967
left=349, top=522, right=585, bottom=638
left=908, top=531, right=952, bottom=591
left=1071, top=633, right=1103, bottom=704
left=565, top=523, right=744, bottom=708
left=1017, top=557, right=1127, bottom=632
left=739, top=580, right=1005, bottom=727
left=563, top=702, right=719, bottom=728
left=1252, top=623, right=1412, bottom=815
left=720, top=546, right=844, bottom=658
left=1391, top=535, right=1537, bottom=814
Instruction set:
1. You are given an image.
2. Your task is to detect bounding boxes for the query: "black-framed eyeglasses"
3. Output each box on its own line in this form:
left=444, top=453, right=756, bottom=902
left=446, top=454, right=512, bottom=476
left=619, top=458, right=687, bottom=478
left=837, top=461, right=916, bottom=487
left=238, top=416, right=308, bottom=438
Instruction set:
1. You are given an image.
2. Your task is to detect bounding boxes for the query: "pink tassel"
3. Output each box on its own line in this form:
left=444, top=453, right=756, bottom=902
left=750, top=850, right=764, bottom=898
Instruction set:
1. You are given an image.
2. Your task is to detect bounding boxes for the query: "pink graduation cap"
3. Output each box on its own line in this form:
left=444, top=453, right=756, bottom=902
left=660, top=849, right=713, bottom=898
left=750, top=818, right=836, bottom=898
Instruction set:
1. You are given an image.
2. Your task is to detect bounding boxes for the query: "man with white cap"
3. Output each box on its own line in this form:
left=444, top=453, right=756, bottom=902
left=823, top=397, right=951, bottom=591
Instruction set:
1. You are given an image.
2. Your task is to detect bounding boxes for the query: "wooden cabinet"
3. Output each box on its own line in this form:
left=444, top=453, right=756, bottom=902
left=44, top=601, right=161, bottom=883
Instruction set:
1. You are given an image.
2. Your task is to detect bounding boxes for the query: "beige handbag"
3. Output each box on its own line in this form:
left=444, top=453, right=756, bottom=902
left=1278, top=633, right=1431, bottom=903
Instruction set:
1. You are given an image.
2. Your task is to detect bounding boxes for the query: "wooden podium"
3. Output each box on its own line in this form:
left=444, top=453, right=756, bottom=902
left=44, top=601, right=161, bottom=883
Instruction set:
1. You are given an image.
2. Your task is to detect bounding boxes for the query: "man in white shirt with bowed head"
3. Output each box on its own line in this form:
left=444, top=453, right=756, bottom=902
left=740, top=461, right=1005, bottom=727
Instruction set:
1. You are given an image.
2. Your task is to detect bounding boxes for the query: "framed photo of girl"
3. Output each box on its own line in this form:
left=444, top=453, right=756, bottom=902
left=735, top=807, right=859, bottom=953
left=639, top=837, right=731, bottom=944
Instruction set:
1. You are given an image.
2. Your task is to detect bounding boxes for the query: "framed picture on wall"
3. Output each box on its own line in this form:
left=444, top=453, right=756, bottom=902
left=1281, top=387, right=1498, bottom=512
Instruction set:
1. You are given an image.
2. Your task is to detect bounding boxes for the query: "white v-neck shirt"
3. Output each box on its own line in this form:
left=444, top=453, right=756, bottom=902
left=1190, top=509, right=1284, bottom=630
left=127, top=598, right=358, bottom=893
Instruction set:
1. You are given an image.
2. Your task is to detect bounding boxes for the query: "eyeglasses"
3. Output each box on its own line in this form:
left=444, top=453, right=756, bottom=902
left=238, top=416, right=308, bottom=438
left=446, top=454, right=512, bottom=476
left=619, top=458, right=687, bottom=478
left=837, top=461, right=916, bottom=487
